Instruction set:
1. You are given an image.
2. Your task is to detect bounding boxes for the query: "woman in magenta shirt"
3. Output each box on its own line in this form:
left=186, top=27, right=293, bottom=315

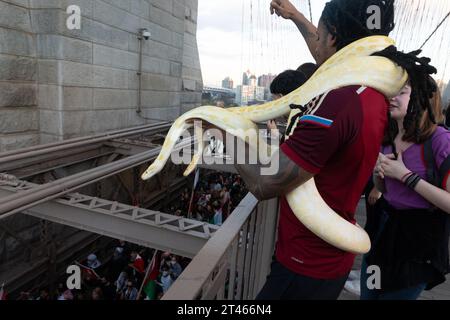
left=360, top=78, right=450, bottom=300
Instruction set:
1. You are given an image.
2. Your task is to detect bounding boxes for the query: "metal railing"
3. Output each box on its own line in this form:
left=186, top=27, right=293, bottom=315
left=163, top=194, right=279, bottom=300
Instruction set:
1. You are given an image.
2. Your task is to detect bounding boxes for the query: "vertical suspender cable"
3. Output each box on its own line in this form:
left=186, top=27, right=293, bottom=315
left=308, top=0, right=313, bottom=24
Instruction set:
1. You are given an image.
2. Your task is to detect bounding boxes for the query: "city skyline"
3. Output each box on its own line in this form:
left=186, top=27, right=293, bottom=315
left=215, top=71, right=277, bottom=90
left=197, top=0, right=450, bottom=97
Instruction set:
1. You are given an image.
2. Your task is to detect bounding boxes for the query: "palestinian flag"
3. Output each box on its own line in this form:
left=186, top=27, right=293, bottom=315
left=142, top=251, right=161, bottom=300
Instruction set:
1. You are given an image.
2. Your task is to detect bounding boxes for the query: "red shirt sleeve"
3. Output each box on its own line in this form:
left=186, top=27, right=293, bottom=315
left=281, top=87, right=363, bottom=174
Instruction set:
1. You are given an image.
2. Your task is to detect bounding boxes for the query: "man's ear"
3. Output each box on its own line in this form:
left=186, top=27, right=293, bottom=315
left=329, top=34, right=337, bottom=48
left=327, top=27, right=337, bottom=48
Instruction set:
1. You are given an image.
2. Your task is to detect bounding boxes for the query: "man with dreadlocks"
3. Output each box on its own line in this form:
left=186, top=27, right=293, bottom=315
left=221, top=0, right=440, bottom=300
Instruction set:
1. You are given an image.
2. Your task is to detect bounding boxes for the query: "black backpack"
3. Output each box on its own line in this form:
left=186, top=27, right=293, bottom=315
left=423, top=125, right=450, bottom=190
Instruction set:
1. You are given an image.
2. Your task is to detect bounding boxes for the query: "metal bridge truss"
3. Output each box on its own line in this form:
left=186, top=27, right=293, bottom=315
left=0, top=177, right=219, bottom=258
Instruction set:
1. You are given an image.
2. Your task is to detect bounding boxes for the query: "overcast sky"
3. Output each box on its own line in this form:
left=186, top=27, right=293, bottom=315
left=196, top=0, right=450, bottom=91
left=197, top=0, right=245, bottom=86
left=197, top=0, right=327, bottom=87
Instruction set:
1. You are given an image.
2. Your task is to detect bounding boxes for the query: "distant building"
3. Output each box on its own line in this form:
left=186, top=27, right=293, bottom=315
left=258, top=74, right=277, bottom=90
left=257, top=74, right=277, bottom=102
left=222, top=77, right=234, bottom=90
left=249, top=75, right=257, bottom=87
left=242, top=70, right=252, bottom=86
left=235, top=85, right=250, bottom=106
left=235, top=84, right=266, bottom=106
left=254, top=86, right=265, bottom=101
left=236, top=70, right=272, bottom=105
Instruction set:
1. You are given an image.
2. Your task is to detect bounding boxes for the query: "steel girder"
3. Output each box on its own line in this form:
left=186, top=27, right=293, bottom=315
left=0, top=178, right=219, bottom=258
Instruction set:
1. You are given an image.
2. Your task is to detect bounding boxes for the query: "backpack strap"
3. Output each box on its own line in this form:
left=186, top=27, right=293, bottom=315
left=423, top=131, right=450, bottom=189
left=423, top=137, right=441, bottom=187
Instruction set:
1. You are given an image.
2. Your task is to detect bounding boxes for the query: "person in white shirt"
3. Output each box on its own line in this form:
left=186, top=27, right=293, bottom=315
left=212, top=201, right=223, bottom=226
left=157, top=266, right=174, bottom=294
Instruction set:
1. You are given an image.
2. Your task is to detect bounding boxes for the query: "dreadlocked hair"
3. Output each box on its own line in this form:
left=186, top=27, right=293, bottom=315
left=321, top=0, right=395, bottom=50
left=374, top=46, right=439, bottom=153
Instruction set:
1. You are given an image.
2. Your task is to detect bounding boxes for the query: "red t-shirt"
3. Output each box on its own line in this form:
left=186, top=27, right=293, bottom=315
left=277, top=85, right=388, bottom=279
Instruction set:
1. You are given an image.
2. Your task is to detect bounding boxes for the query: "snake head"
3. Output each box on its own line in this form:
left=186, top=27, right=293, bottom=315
left=141, top=165, right=156, bottom=180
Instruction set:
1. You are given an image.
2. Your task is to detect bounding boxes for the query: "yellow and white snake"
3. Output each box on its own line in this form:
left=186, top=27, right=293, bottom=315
left=141, top=36, right=408, bottom=254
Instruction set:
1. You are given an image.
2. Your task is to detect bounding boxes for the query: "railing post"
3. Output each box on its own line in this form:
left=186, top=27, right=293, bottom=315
left=242, top=208, right=257, bottom=299
left=162, top=194, right=258, bottom=300
left=227, top=237, right=239, bottom=300
left=253, top=198, right=279, bottom=297
left=235, top=220, right=249, bottom=300
left=250, top=202, right=267, bottom=298
left=161, top=195, right=279, bottom=300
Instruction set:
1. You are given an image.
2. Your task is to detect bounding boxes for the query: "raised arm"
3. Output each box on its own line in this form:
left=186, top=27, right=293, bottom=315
left=270, top=0, right=318, bottom=61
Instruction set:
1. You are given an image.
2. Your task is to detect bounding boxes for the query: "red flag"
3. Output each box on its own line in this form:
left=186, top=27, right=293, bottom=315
left=132, top=254, right=145, bottom=274
left=146, top=251, right=161, bottom=283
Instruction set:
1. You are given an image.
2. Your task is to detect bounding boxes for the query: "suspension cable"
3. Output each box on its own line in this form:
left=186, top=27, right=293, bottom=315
left=420, top=10, right=450, bottom=49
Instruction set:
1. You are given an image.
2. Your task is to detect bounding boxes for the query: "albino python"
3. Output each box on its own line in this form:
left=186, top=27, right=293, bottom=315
left=141, top=36, right=408, bottom=255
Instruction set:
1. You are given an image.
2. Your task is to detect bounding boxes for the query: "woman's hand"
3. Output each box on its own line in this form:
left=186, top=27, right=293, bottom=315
left=374, top=153, right=387, bottom=179
left=380, top=152, right=411, bottom=182
left=368, top=187, right=382, bottom=206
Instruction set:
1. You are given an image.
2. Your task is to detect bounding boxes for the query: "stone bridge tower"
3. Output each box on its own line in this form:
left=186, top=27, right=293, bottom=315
left=0, top=0, right=203, bottom=151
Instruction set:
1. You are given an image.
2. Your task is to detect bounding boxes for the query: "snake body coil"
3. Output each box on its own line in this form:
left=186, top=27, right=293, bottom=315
left=142, top=36, right=408, bottom=254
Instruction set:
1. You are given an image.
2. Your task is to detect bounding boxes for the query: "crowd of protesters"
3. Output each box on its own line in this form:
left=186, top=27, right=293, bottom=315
left=166, top=171, right=248, bottom=226
left=11, top=170, right=247, bottom=301
left=15, top=240, right=190, bottom=301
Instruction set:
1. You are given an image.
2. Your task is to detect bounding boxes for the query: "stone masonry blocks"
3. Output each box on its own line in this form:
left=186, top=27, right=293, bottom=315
left=0, top=0, right=203, bottom=148
left=0, top=82, right=37, bottom=107
left=0, top=55, right=37, bottom=81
